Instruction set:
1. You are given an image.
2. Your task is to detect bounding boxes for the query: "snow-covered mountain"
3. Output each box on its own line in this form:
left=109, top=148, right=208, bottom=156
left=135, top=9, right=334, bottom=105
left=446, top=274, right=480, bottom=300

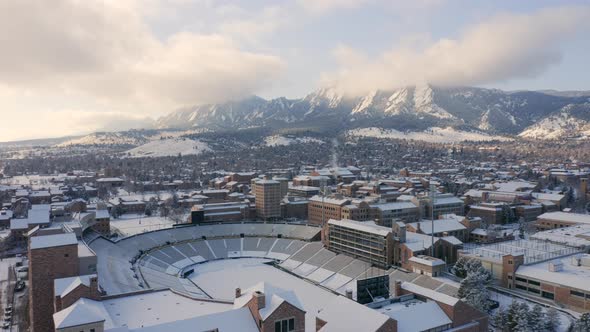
left=155, top=85, right=590, bottom=138
left=519, top=103, right=590, bottom=140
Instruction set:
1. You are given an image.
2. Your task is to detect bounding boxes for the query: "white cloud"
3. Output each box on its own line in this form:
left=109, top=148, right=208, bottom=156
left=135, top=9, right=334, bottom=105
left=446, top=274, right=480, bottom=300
left=0, top=110, right=154, bottom=142
left=0, top=0, right=285, bottom=110
left=298, top=0, right=372, bottom=14
left=323, top=6, right=590, bottom=96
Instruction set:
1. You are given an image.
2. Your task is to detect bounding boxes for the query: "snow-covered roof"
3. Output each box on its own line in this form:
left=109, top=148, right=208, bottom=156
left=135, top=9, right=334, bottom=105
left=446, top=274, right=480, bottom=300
left=371, top=202, right=418, bottom=211
left=30, top=233, right=77, bottom=250
left=537, top=212, right=590, bottom=225
left=95, top=209, right=110, bottom=219
left=101, top=289, right=233, bottom=329
left=233, top=282, right=304, bottom=320
left=377, top=300, right=452, bottom=331
left=401, top=282, right=459, bottom=306
left=136, top=307, right=259, bottom=332
left=531, top=224, right=590, bottom=248
left=328, top=219, right=391, bottom=237
left=408, top=219, right=466, bottom=234
left=309, top=195, right=351, bottom=206
left=317, top=296, right=391, bottom=332
left=516, top=254, right=590, bottom=292
left=54, top=274, right=96, bottom=298
left=53, top=298, right=112, bottom=329
left=531, top=192, right=565, bottom=202
left=403, top=232, right=439, bottom=252
left=409, top=255, right=445, bottom=267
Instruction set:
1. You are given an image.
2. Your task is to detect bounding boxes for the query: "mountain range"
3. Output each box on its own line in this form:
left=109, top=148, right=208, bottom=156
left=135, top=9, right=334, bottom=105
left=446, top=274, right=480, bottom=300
left=155, top=85, right=590, bottom=139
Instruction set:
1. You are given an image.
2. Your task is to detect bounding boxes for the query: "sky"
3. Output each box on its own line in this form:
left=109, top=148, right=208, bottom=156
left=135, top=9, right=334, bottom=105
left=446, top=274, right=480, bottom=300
left=0, top=0, right=589, bottom=142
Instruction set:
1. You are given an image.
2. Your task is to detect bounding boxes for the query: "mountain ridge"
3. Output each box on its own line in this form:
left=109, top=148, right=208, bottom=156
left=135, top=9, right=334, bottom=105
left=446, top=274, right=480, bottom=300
left=154, top=85, right=590, bottom=139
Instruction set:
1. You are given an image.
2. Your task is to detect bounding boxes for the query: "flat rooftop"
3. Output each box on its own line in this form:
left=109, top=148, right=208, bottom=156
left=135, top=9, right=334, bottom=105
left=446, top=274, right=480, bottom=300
left=516, top=254, right=590, bottom=292
left=461, top=238, right=582, bottom=264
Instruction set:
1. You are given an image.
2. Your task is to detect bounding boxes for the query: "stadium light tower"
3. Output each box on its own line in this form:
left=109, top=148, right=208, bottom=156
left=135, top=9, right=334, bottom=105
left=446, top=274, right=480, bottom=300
left=430, top=183, right=436, bottom=257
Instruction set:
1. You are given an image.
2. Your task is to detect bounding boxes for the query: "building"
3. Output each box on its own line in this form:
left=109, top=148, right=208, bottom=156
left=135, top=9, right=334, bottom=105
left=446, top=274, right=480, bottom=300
left=406, top=218, right=468, bottom=242
left=514, top=204, right=543, bottom=222
left=323, top=218, right=395, bottom=268
left=254, top=179, right=282, bottom=220
left=28, top=233, right=81, bottom=332
left=308, top=195, right=350, bottom=226
left=191, top=201, right=255, bottom=223
left=467, top=203, right=506, bottom=225
left=288, top=185, right=320, bottom=198
left=536, top=211, right=590, bottom=230
left=407, top=255, right=446, bottom=277
left=414, top=194, right=464, bottom=219
left=514, top=254, right=590, bottom=311
left=371, top=201, right=420, bottom=226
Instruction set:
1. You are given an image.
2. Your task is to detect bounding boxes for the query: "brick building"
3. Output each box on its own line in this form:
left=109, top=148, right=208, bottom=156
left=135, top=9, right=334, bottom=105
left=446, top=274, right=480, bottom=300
left=254, top=179, right=282, bottom=220
left=308, top=195, right=350, bottom=226
left=29, top=233, right=81, bottom=332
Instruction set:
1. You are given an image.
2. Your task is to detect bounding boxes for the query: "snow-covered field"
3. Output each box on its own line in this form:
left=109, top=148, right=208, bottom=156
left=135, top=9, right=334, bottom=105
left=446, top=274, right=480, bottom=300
left=264, top=135, right=324, bottom=147
left=124, top=138, right=211, bottom=158
left=189, top=258, right=338, bottom=331
left=347, top=127, right=512, bottom=143
left=110, top=215, right=176, bottom=236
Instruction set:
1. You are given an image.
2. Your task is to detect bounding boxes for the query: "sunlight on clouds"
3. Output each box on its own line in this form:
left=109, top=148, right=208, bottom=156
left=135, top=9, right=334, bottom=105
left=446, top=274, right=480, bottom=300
left=322, top=6, right=590, bottom=96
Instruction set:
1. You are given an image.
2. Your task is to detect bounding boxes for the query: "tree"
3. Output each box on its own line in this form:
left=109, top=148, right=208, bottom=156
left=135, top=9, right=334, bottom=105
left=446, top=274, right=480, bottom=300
left=452, top=256, right=469, bottom=278
left=573, top=313, right=590, bottom=332
left=457, top=262, right=491, bottom=312
left=544, top=307, right=560, bottom=332
left=528, top=304, right=545, bottom=331
left=492, top=308, right=508, bottom=331
left=501, top=204, right=516, bottom=224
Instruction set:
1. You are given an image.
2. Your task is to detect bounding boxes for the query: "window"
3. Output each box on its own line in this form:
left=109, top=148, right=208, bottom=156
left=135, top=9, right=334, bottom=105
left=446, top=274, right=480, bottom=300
left=64, top=253, right=69, bottom=257
left=275, top=318, right=295, bottom=332
left=571, top=290, right=585, bottom=298
left=542, top=291, right=554, bottom=300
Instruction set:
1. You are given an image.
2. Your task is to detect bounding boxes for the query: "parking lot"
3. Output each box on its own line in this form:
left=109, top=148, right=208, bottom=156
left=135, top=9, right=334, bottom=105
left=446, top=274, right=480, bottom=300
left=0, top=257, right=28, bottom=331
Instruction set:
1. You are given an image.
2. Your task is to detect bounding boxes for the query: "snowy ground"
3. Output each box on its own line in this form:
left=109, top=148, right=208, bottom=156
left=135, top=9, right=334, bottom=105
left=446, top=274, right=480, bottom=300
left=110, top=214, right=177, bottom=236
left=347, top=127, right=512, bottom=143
left=189, top=258, right=338, bottom=331
left=124, top=138, right=211, bottom=158
left=264, top=135, right=324, bottom=147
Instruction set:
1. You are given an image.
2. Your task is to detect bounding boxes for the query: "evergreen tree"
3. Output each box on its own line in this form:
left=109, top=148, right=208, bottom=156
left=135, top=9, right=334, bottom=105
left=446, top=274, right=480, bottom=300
left=457, top=263, right=491, bottom=312
left=492, top=308, right=508, bottom=331
left=573, top=313, right=590, bottom=332
left=544, top=307, right=561, bottom=332
left=452, top=256, right=469, bottom=278
left=528, top=304, right=545, bottom=331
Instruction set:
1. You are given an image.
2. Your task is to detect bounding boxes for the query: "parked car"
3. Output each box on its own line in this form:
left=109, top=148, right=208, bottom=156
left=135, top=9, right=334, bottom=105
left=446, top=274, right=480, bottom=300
left=3, top=307, right=11, bottom=315
left=14, top=280, right=25, bottom=291
left=16, top=266, right=28, bottom=273
left=2, top=321, right=9, bottom=329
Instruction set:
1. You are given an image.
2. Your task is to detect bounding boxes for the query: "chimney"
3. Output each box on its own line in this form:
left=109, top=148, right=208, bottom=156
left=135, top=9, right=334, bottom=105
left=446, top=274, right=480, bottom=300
left=254, top=291, right=265, bottom=310
left=235, top=287, right=242, bottom=298
left=393, top=281, right=402, bottom=297
left=90, top=276, right=99, bottom=297
left=345, top=289, right=353, bottom=299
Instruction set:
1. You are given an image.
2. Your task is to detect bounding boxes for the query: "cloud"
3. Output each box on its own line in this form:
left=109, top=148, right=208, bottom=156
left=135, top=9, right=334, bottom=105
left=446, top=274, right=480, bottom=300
left=0, top=0, right=285, bottom=110
left=0, top=110, right=154, bottom=142
left=298, top=0, right=372, bottom=14
left=322, top=6, right=590, bottom=96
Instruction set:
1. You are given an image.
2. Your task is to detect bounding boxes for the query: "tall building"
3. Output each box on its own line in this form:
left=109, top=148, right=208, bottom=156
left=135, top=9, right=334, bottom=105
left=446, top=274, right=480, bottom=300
left=254, top=179, right=281, bottom=220
left=308, top=195, right=350, bottom=225
left=323, top=218, right=395, bottom=268
left=29, top=233, right=80, bottom=332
